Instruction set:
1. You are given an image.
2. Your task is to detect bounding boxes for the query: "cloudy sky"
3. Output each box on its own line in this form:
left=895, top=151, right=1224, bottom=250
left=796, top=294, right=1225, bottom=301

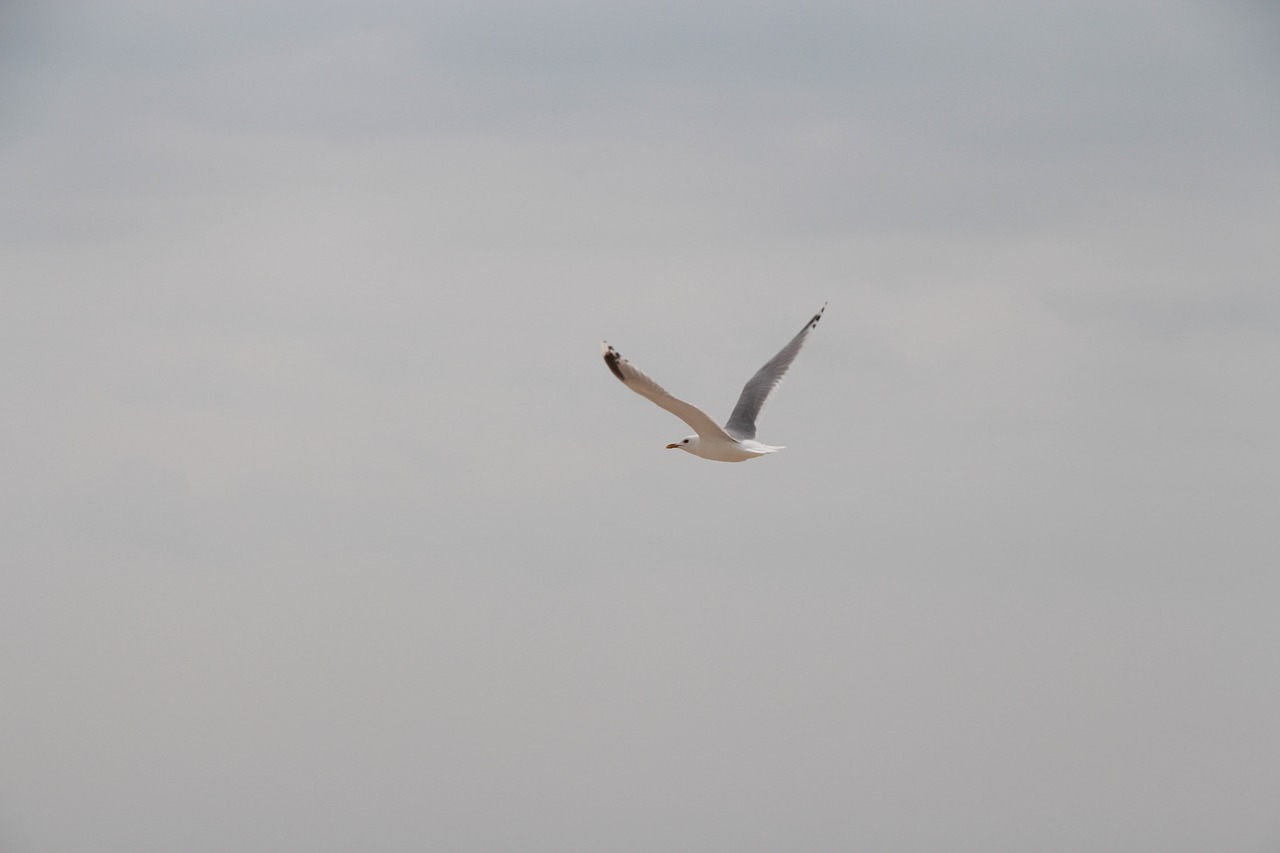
left=3, top=1, right=1279, bottom=850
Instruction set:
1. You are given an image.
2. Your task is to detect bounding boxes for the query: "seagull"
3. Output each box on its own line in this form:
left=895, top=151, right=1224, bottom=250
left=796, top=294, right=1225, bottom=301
left=601, top=304, right=825, bottom=462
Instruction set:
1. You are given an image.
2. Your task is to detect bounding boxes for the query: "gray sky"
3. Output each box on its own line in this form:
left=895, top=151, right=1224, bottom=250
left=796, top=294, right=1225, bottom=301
left=3, top=1, right=1279, bottom=850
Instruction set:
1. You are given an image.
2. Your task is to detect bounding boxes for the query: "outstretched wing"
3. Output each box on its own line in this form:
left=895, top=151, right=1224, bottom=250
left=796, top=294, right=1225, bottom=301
left=723, top=304, right=825, bottom=440
left=601, top=342, right=736, bottom=441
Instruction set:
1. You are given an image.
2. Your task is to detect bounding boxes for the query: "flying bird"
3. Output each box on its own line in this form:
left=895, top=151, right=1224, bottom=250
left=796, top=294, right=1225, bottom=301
left=601, top=304, right=825, bottom=462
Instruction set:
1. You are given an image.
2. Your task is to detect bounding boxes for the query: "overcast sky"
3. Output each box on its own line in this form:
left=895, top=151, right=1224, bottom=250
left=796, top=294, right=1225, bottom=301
left=2, top=1, right=1279, bottom=851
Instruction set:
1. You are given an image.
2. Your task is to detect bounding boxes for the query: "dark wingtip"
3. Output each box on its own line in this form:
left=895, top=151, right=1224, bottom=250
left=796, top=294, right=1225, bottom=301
left=810, top=303, right=826, bottom=329
left=602, top=343, right=626, bottom=381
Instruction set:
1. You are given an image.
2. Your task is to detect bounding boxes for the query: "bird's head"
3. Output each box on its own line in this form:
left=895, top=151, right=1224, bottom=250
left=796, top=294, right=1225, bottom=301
left=666, top=436, right=699, bottom=453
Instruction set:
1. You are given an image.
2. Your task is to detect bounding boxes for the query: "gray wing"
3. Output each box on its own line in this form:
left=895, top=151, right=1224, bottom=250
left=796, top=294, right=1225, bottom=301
left=601, top=342, right=737, bottom=441
left=723, top=304, right=825, bottom=440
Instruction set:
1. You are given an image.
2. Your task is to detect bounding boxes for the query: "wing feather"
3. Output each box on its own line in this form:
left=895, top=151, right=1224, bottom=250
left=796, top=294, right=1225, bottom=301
left=723, top=304, right=825, bottom=440
left=601, top=342, right=735, bottom=441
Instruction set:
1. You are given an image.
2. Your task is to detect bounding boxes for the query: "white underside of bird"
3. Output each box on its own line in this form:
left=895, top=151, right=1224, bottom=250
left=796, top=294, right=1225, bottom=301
left=601, top=304, right=825, bottom=462
left=668, top=435, right=784, bottom=462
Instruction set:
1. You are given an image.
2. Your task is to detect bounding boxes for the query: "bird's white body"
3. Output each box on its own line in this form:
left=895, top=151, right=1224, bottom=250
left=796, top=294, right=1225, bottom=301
left=602, top=305, right=824, bottom=463
left=668, top=435, right=785, bottom=462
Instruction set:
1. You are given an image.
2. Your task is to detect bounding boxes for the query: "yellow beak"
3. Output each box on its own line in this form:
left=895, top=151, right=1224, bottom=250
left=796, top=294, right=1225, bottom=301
left=665, top=443, right=680, bottom=449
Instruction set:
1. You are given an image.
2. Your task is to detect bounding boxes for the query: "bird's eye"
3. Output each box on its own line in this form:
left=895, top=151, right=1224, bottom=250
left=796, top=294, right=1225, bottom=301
left=683, top=439, right=689, bottom=444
